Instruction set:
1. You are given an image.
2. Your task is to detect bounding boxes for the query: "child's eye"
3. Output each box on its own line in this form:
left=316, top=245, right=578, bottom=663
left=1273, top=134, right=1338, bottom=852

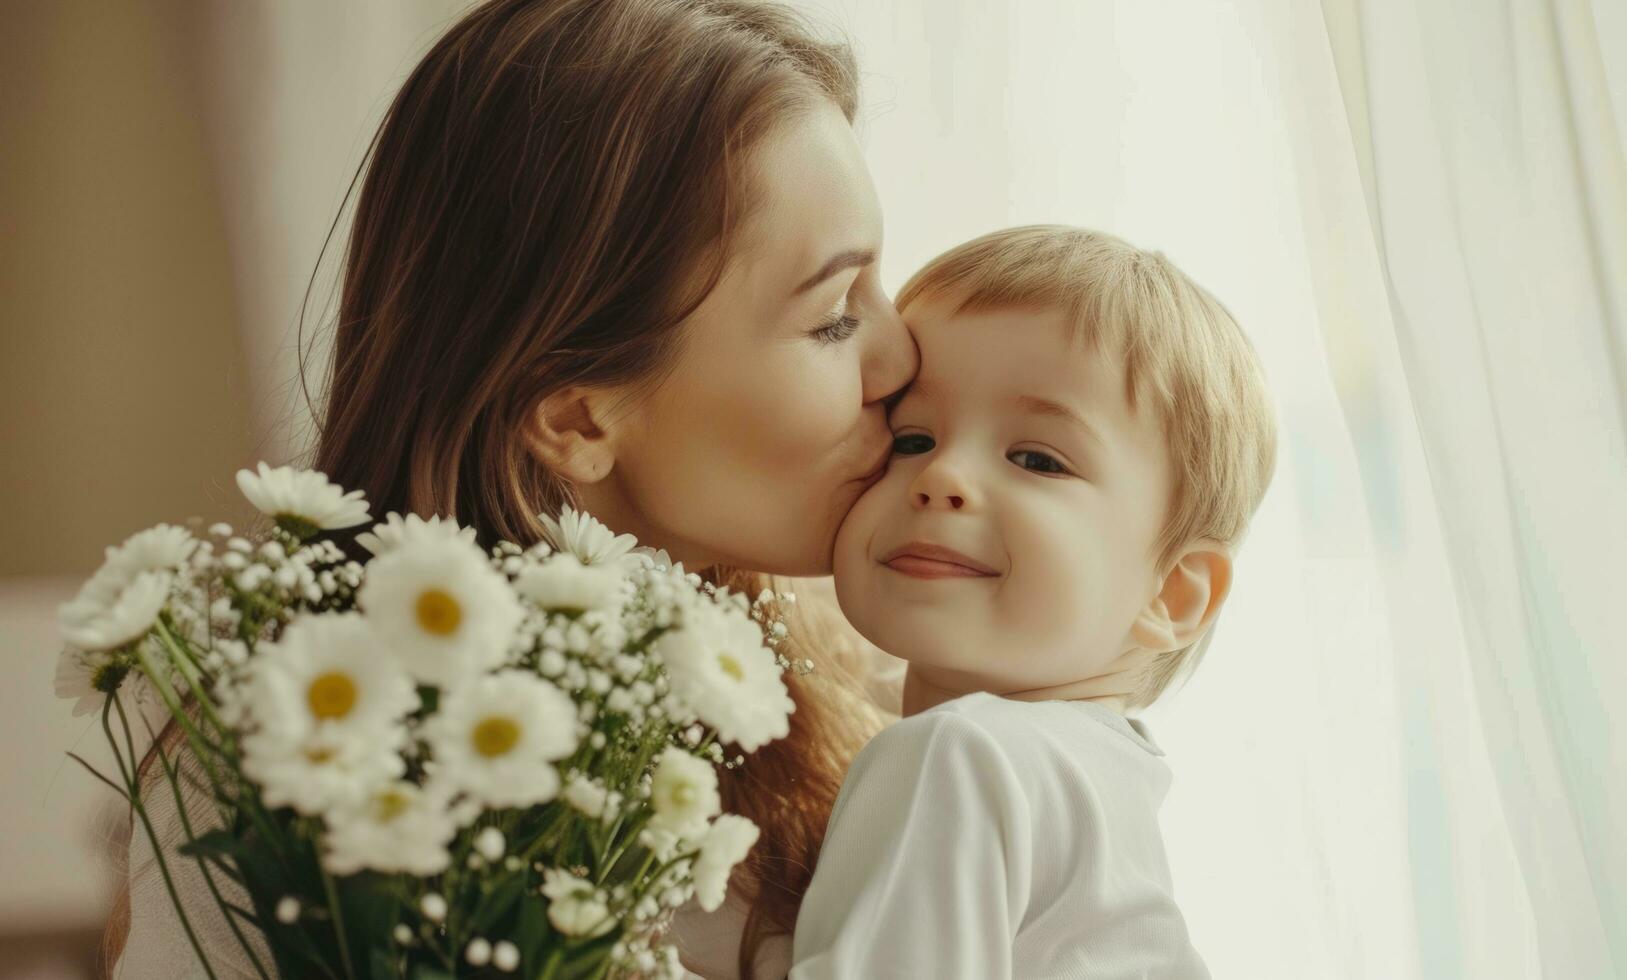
left=892, top=433, right=935, bottom=456
left=1009, top=449, right=1069, bottom=475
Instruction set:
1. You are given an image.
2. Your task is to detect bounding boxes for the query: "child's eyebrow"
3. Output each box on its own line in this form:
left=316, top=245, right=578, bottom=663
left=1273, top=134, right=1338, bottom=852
left=1014, top=394, right=1105, bottom=447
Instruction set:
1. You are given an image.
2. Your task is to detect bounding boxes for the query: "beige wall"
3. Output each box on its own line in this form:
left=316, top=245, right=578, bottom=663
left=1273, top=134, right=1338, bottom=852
left=1, top=0, right=256, bottom=579
left=1, top=2, right=258, bottom=975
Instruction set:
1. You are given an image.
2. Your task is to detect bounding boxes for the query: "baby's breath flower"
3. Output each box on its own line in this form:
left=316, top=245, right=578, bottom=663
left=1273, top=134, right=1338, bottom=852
left=692, top=814, right=760, bottom=911
left=492, top=940, right=520, bottom=972
left=648, top=747, right=720, bottom=836
left=540, top=868, right=615, bottom=938
left=563, top=774, right=608, bottom=818
left=473, top=826, right=506, bottom=861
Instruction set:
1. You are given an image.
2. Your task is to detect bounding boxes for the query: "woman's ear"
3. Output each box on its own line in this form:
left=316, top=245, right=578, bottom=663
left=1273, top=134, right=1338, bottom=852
left=525, top=386, right=620, bottom=485
left=1129, top=544, right=1234, bottom=654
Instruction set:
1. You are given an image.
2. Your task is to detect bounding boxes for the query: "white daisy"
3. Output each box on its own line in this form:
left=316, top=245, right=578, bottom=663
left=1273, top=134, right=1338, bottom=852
left=239, top=614, right=417, bottom=815
left=355, top=512, right=478, bottom=557
left=628, top=546, right=685, bottom=576
left=321, top=780, right=457, bottom=877
left=652, top=603, right=795, bottom=752
left=513, top=553, right=627, bottom=615
left=116, top=523, right=199, bottom=572
left=58, top=564, right=171, bottom=652
left=538, top=508, right=637, bottom=566
left=358, top=533, right=524, bottom=688
left=58, top=523, right=203, bottom=652
left=54, top=647, right=131, bottom=716
left=539, top=868, right=615, bottom=938
left=647, top=748, right=720, bottom=837
left=244, top=614, right=419, bottom=737
left=236, top=462, right=371, bottom=537
left=426, top=672, right=579, bottom=809
left=241, top=721, right=407, bottom=817
left=691, top=814, right=759, bottom=912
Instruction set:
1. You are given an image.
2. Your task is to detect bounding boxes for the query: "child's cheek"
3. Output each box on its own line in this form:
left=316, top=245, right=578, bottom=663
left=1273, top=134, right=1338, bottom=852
left=833, top=465, right=892, bottom=565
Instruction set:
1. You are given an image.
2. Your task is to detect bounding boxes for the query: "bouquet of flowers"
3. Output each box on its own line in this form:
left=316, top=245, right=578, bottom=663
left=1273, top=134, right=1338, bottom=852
left=56, top=463, right=800, bottom=979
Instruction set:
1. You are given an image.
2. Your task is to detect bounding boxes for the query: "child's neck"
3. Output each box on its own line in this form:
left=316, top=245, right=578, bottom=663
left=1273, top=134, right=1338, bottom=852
left=901, top=666, right=1133, bottom=717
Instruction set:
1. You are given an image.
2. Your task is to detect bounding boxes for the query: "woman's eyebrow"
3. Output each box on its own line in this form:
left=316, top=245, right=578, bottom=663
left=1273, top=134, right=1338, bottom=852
left=792, top=248, right=876, bottom=295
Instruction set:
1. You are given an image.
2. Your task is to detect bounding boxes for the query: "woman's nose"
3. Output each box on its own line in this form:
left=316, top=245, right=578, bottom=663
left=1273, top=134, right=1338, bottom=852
left=861, top=296, right=920, bottom=407
left=910, top=457, right=977, bottom=512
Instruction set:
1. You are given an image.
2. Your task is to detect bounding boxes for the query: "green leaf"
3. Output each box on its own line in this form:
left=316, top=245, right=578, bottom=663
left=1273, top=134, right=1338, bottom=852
left=465, top=871, right=528, bottom=934
left=178, top=828, right=244, bottom=861
left=334, top=873, right=402, bottom=978
left=369, top=947, right=403, bottom=979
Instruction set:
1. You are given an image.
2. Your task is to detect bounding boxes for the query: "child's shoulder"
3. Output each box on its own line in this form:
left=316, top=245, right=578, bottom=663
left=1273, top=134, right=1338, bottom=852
left=872, top=691, right=1064, bottom=767
left=896, top=691, right=1164, bottom=761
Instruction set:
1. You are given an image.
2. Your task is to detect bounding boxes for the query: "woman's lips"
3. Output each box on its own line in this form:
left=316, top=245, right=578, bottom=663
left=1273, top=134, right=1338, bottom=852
left=879, top=542, right=999, bottom=579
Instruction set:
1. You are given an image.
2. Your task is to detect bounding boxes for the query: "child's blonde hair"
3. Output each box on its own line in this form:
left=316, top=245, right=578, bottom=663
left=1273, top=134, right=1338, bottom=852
left=897, top=225, right=1278, bottom=708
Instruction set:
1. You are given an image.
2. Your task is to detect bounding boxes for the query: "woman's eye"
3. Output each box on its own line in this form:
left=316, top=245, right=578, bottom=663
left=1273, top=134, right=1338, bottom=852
left=892, top=433, right=935, bottom=456
left=811, top=311, right=862, bottom=344
left=1009, top=449, right=1069, bottom=475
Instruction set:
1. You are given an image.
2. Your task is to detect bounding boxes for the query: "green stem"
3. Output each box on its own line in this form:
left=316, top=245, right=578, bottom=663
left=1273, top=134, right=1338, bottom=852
left=148, top=709, right=273, bottom=980
left=318, top=863, right=357, bottom=980
left=107, top=697, right=220, bottom=980
left=596, top=815, right=650, bottom=885
left=154, top=618, right=228, bottom=734
left=539, top=948, right=566, bottom=980
left=592, top=813, right=628, bottom=883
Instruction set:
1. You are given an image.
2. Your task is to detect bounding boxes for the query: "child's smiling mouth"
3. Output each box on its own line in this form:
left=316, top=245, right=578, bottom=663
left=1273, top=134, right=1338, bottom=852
left=878, top=541, right=1000, bottom=579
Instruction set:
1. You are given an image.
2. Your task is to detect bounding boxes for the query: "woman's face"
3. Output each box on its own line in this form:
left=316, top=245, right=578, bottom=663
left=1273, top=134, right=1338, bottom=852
left=584, top=102, right=918, bottom=576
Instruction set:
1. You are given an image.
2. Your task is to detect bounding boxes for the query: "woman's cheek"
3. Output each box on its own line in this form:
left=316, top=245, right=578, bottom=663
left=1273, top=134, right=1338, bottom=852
left=763, top=350, right=865, bottom=459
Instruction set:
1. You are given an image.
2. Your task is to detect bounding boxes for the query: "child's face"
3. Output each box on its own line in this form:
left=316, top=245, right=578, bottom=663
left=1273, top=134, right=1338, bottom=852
left=833, top=300, right=1175, bottom=695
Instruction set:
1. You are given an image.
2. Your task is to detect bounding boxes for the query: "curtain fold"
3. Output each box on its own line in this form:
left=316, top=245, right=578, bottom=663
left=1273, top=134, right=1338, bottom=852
left=1303, top=0, right=1627, bottom=974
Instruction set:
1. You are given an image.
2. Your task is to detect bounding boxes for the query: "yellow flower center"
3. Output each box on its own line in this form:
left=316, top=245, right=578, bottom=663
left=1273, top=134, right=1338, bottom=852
left=416, top=588, right=463, bottom=636
left=370, top=789, right=411, bottom=823
left=716, top=653, right=744, bottom=682
left=472, top=716, right=522, bottom=758
left=303, top=745, right=337, bottom=764
left=672, top=784, right=696, bottom=806
left=306, top=672, right=358, bottom=720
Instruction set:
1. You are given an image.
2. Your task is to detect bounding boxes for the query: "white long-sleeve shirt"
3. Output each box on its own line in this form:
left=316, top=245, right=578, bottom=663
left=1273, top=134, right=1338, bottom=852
left=790, top=691, right=1210, bottom=980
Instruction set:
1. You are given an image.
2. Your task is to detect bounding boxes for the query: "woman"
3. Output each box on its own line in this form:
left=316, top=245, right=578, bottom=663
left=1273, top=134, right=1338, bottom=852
left=113, top=0, right=916, bottom=977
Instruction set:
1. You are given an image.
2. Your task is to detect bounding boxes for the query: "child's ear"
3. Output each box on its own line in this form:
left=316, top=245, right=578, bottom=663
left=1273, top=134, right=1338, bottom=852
left=1130, top=544, right=1233, bottom=654
left=524, top=386, right=620, bottom=486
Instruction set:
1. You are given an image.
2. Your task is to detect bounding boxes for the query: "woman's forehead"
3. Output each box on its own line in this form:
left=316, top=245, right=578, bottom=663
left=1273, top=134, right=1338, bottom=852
left=733, top=105, right=882, bottom=289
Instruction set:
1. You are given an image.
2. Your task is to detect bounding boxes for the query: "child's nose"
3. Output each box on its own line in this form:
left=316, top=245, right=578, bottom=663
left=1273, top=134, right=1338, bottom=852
left=909, top=459, right=976, bottom=511
left=914, top=489, right=966, bottom=510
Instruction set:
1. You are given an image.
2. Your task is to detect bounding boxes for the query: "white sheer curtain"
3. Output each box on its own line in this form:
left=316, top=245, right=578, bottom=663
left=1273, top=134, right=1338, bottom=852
left=202, top=1, right=1625, bottom=976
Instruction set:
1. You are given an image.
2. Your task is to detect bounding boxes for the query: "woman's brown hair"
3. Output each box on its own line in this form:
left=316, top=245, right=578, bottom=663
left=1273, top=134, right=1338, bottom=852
left=313, top=0, right=874, bottom=974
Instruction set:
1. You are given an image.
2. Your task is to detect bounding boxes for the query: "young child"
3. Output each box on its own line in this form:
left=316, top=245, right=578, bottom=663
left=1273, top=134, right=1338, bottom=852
left=788, top=226, right=1277, bottom=979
